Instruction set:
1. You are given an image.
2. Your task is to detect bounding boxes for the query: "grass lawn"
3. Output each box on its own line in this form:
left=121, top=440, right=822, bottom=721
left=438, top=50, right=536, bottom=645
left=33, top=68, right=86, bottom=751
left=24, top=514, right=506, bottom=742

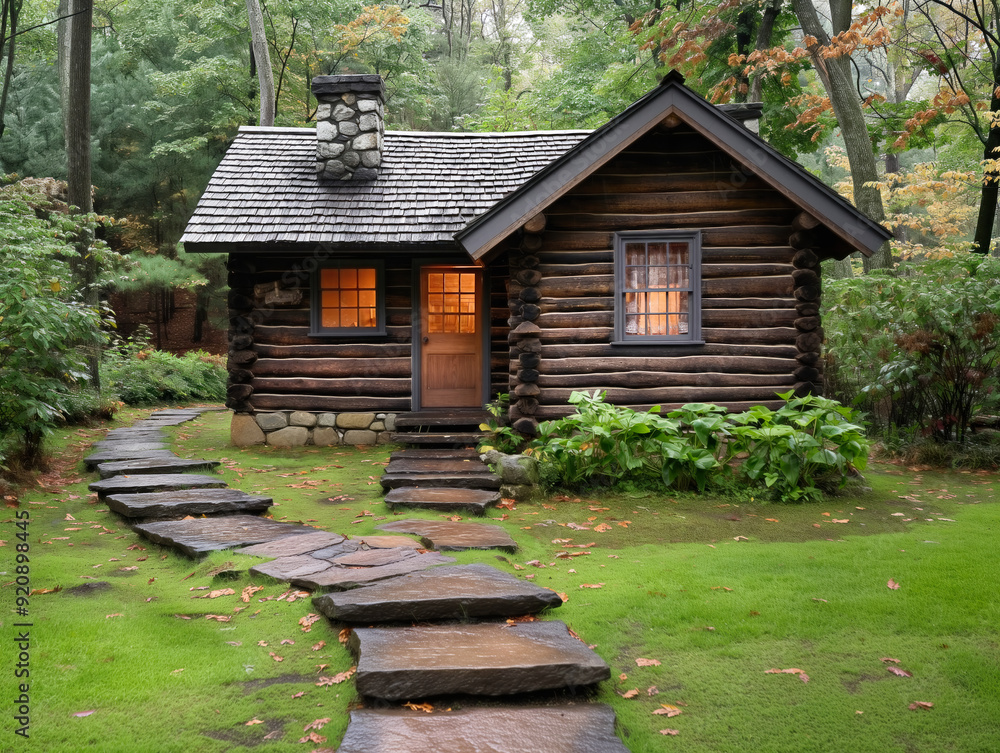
left=2, top=408, right=999, bottom=752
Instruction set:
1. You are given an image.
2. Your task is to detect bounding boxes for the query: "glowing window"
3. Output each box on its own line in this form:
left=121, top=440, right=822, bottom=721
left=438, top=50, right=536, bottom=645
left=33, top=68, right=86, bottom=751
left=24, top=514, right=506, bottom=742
left=311, top=262, right=385, bottom=335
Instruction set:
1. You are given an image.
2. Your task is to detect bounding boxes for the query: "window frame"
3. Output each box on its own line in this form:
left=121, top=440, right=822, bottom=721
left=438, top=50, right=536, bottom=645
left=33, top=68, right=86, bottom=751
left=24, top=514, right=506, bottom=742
left=613, top=230, right=703, bottom=345
left=309, top=260, right=386, bottom=337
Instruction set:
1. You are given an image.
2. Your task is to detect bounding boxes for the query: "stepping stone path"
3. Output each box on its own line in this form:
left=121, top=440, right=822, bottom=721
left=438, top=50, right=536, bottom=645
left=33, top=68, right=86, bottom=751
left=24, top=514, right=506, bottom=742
left=77, top=410, right=628, bottom=749
left=377, top=518, right=519, bottom=552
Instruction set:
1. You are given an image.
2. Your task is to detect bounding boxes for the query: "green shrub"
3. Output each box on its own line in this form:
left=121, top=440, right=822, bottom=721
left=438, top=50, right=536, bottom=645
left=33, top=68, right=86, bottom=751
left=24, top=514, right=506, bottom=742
left=101, top=330, right=226, bottom=406
left=826, top=254, right=1000, bottom=444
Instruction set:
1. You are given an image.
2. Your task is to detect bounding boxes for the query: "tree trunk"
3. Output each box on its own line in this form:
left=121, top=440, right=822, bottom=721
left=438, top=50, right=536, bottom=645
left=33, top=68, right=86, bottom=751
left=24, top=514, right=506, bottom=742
left=67, top=0, right=100, bottom=389
left=246, top=0, right=274, bottom=126
left=0, top=0, right=21, bottom=141
left=972, top=65, right=1000, bottom=255
left=749, top=0, right=782, bottom=102
left=58, top=0, right=71, bottom=148
left=793, top=0, right=893, bottom=272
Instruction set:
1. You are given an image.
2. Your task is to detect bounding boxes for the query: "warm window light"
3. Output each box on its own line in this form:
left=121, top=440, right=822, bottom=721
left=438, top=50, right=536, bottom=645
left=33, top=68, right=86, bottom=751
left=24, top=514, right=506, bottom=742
left=426, top=271, right=476, bottom=334
left=320, top=267, right=378, bottom=329
left=623, top=241, right=690, bottom=336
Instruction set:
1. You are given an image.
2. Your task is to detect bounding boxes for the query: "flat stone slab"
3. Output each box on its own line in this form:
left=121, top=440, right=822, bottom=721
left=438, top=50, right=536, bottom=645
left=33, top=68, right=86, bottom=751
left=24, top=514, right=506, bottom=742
left=83, top=449, right=178, bottom=471
left=333, top=547, right=419, bottom=567
left=384, top=487, right=500, bottom=515
left=89, top=473, right=226, bottom=499
left=290, top=551, right=455, bottom=591
left=313, top=564, right=563, bottom=623
left=96, top=457, right=221, bottom=479
left=380, top=473, right=501, bottom=491
left=353, top=535, right=423, bottom=550
left=350, top=620, right=610, bottom=700
left=336, top=704, right=629, bottom=753
left=104, top=488, right=273, bottom=518
left=250, top=554, right=335, bottom=580
left=236, top=531, right=348, bottom=557
left=389, top=448, right=482, bottom=461
left=91, top=440, right=167, bottom=452
left=385, top=458, right=491, bottom=474
left=133, top=515, right=317, bottom=556
left=377, top=519, right=517, bottom=552
left=103, top=429, right=166, bottom=440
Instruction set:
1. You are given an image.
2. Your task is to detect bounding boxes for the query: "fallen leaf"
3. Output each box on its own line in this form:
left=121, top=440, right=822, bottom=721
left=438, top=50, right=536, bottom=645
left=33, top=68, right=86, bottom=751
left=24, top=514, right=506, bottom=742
left=241, top=585, right=264, bottom=602
left=765, top=518, right=779, bottom=522
left=622, top=688, right=640, bottom=699
left=765, top=668, right=810, bottom=683
left=653, top=704, right=683, bottom=717
left=291, top=691, right=305, bottom=699
left=593, top=523, right=612, bottom=532
left=909, top=701, right=934, bottom=711
left=280, top=639, right=295, bottom=645
left=197, top=588, right=236, bottom=599
left=73, top=710, right=95, bottom=717
left=338, top=627, right=351, bottom=644
left=636, top=658, right=662, bottom=667
left=880, top=657, right=901, bottom=664
left=887, top=578, right=901, bottom=590
left=831, top=519, right=850, bottom=524
left=580, top=583, right=604, bottom=589
left=205, top=614, right=231, bottom=622
left=734, top=535, right=749, bottom=541
left=245, top=718, right=264, bottom=726
left=403, top=702, right=435, bottom=713
left=269, top=652, right=283, bottom=662
left=312, top=640, right=326, bottom=651
left=300, top=613, right=321, bottom=632
left=316, top=667, right=356, bottom=686
left=659, top=729, right=680, bottom=736
left=298, top=732, right=326, bottom=744
left=618, top=673, right=628, bottom=682
left=105, top=613, right=123, bottom=619
left=303, top=717, right=330, bottom=732
left=647, top=686, right=659, bottom=696
left=887, top=666, right=913, bottom=677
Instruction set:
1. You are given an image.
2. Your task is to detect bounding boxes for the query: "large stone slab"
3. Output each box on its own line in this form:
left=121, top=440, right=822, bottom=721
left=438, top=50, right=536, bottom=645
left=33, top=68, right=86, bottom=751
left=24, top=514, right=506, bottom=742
left=389, top=448, right=482, bottom=461
left=350, top=620, right=610, bottom=700
left=250, top=554, right=334, bottom=580
left=103, top=429, right=166, bottom=441
left=384, top=458, right=491, bottom=474
left=83, top=449, right=178, bottom=471
left=89, top=473, right=226, bottom=499
left=380, top=473, right=501, bottom=491
left=104, top=488, right=273, bottom=518
left=92, top=440, right=167, bottom=452
left=290, top=552, right=455, bottom=591
left=376, top=519, right=517, bottom=552
left=96, top=457, right=221, bottom=479
left=384, top=487, right=500, bottom=515
left=313, top=564, right=563, bottom=623
left=133, top=515, right=317, bottom=556
left=235, top=531, right=347, bottom=557
left=336, top=704, right=630, bottom=753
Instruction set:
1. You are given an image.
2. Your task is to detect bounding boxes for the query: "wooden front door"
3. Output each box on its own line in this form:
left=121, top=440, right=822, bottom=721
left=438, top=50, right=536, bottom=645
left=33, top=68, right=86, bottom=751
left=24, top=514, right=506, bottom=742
left=419, top=266, right=484, bottom=408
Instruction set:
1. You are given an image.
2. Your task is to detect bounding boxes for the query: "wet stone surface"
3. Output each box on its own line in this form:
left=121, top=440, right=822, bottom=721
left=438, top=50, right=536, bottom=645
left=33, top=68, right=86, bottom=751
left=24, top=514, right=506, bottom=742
left=384, top=458, right=492, bottom=475
left=389, top=448, right=482, bottom=461
left=89, top=473, right=226, bottom=499
left=383, top=487, right=500, bottom=515
left=104, top=488, right=273, bottom=518
left=376, top=519, right=517, bottom=552
left=83, top=449, right=178, bottom=471
left=312, top=563, right=563, bottom=623
left=235, top=531, right=348, bottom=558
left=290, top=551, right=455, bottom=591
left=335, top=704, right=630, bottom=753
left=91, top=440, right=167, bottom=452
left=96, top=457, right=221, bottom=479
left=380, top=473, right=502, bottom=491
left=349, top=620, right=610, bottom=700
left=133, top=515, right=317, bottom=556
left=250, top=554, right=335, bottom=581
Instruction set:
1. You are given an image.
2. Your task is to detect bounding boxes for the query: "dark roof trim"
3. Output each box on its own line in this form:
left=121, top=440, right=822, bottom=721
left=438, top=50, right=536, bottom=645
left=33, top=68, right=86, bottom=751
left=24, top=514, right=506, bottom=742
left=183, top=241, right=463, bottom=256
left=456, top=76, right=892, bottom=263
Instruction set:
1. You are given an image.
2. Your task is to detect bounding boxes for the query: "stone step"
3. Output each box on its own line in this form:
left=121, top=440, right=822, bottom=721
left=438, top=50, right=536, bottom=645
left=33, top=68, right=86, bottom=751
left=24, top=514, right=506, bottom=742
left=313, top=563, right=562, bottom=623
left=104, top=489, right=273, bottom=519
left=393, top=411, right=490, bottom=429
left=336, top=704, right=629, bottom=753
left=380, top=473, right=501, bottom=491
left=383, top=487, right=500, bottom=515
left=289, top=551, right=455, bottom=591
left=133, top=515, right=318, bottom=557
left=391, top=432, right=486, bottom=446
left=389, top=448, right=482, bottom=461
left=377, top=519, right=517, bottom=552
left=91, top=440, right=167, bottom=452
left=349, top=620, right=610, bottom=700
left=103, top=429, right=166, bottom=441
left=96, top=457, right=221, bottom=479
left=385, top=458, right=491, bottom=475
left=89, top=473, right=226, bottom=499
left=83, top=449, right=179, bottom=471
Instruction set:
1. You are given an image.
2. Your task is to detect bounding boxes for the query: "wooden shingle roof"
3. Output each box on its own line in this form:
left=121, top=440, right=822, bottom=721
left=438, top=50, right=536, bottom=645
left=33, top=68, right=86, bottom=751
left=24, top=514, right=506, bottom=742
left=180, top=127, right=589, bottom=251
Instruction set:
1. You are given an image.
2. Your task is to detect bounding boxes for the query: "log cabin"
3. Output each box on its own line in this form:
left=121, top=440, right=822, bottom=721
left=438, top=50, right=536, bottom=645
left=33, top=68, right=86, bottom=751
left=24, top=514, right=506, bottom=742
left=180, top=71, right=891, bottom=447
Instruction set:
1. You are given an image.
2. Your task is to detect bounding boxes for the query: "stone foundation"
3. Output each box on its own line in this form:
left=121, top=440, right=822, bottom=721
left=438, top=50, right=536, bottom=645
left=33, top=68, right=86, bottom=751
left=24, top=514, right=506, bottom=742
left=231, top=411, right=397, bottom=447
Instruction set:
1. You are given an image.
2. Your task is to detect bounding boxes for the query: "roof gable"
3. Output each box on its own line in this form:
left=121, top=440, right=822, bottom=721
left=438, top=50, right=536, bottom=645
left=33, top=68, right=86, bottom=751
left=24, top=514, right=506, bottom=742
left=455, top=73, right=891, bottom=263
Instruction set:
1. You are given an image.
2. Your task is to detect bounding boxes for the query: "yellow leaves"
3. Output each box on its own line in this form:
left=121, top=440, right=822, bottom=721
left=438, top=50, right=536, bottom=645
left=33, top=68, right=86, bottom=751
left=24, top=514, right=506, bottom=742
left=334, top=5, right=411, bottom=55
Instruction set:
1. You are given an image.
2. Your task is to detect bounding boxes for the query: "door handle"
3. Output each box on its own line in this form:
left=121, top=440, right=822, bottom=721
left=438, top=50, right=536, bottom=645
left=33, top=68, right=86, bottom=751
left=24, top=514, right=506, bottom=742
left=423, top=336, right=429, bottom=344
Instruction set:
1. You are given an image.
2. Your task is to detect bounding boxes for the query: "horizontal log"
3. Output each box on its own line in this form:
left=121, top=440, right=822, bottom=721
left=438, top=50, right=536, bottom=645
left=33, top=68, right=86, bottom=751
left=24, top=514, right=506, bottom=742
left=573, top=170, right=770, bottom=194
left=537, top=372, right=796, bottom=389
left=250, top=394, right=411, bottom=412
left=538, top=355, right=797, bottom=375
left=253, top=357, right=411, bottom=379
left=252, top=377, right=411, bottom=396
left=535, top=296, right=796, bottom=314
left=704, top=327, right=797, bottom=345
left=253, top=343, right=411, bottom=358
left=227, top=384, right=253, bottom=401
left=254, top=325, right=411, bottom=346
left=704, top=297, right=796, bottom=309
left=598, top=150, right=747, bottom=175
left=545, top=208, right=796, bottom=232
left=704, top=276, right=794, bottom=297
left=540, top=343, right=799, bottom=359
left=228, top=349, right=258, bottom=366
left=229, top=368, right=254, bottom=383
left=532, top=399, right=788, bottom=420
left=702, top=246, right=794, bottom=263
left=538, top=385, right=800, bottom=405
left=534, top=309, right=796, bottom=329
left=538, top=275, right=614, bottom=298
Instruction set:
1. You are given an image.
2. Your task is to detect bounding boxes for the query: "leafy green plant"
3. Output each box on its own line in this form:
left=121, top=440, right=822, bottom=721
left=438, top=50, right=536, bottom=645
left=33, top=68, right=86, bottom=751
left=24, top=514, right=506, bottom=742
left=101, top=328, right=226, bottom=406
left=478, top=393, right=524, bottom=454
left=0, top=187, right=108, bottom=467
left=728, top=391, right=870, bottom=502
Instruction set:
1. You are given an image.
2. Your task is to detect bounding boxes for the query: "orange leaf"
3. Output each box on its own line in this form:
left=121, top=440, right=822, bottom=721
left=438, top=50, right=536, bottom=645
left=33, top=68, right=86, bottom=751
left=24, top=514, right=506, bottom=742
left=887, top=578, right=901, bottom=590
left=622, top=688, right=640, bottom=699
left=312, top=640, right=326, bottom=651
left=404, top=702, right=435, bottom=713
left=316, top=666, right=356, bottom=686
left=298, top=732, right=326, bottom=744
left=909, top=701, right=933, bottom=711
left=888, top=666, right=912, bottom=677
left=636, top=657, right=661, bottom=667
left=241, top=585, right=264, bottom=602
left=245, top=718, right=264, bottom=726
left=653, top=704, right=682, bottom=717
left=579, top=583, right=605, bottom=589
left=268, top=652, right=283, bottom=662
left=880, top=657, right=901, bottom=664
left=303, top=717, right=330, bottom=732
left=594, top=523, right=612, bottom=532
left=660, top=728, right=680, bottom=735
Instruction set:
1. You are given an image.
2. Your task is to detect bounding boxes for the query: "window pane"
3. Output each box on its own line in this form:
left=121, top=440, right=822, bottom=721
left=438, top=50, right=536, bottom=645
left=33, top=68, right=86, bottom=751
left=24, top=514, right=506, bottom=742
left=428, top=273, right=443, bottom=293
left=647, top=242, right=667, bottom=265
left=321, top=309, right=340, bottom=328
left=360, top=308, right=377, bottom=328
left=460, top=273, right=476, bottom=292
left=322, top=291, right=341, bottom=308
left=359, top=290, right=376, bottom=308
left=649, top=314, right=667, bottom=335
left=341, top=290, right=358, bottom=308
left=319, top=265, right=380, bottom=330
left=620, top=235, right=696, bottom=340
left=321, top=268, right=339, bottom=288
left=358, top=268, right=376, bottom=288
left=444, top=273, right=461, bottom=293
left=341, top=308, right=359, bottom=328
left=668, top=242, right=689, bottom=266
left=460, top=315, right=476, bottom=333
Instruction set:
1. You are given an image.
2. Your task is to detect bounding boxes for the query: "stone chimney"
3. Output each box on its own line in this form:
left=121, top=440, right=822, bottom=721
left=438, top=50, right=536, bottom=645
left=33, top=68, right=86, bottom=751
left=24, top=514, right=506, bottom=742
left=312, top=74, right=385, bottom=180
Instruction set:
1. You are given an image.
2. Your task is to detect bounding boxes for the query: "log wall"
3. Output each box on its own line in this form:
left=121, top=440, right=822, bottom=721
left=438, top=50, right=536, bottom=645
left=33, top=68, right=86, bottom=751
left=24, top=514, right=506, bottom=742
left=517, top=126, right=824, bottom=426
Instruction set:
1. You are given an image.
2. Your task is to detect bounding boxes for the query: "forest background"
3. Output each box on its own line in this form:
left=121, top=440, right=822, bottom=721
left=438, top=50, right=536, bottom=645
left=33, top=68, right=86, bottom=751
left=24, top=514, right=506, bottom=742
left=1, top=0, right=1000, bottom=472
